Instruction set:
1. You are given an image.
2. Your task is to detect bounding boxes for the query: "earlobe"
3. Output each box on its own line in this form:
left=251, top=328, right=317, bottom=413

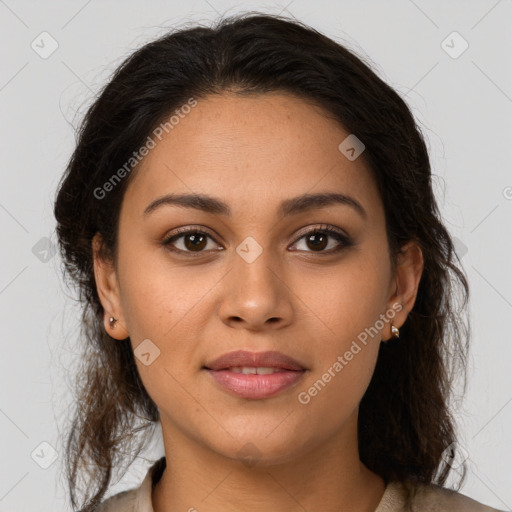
left=92, top=233, right=129, bottom=340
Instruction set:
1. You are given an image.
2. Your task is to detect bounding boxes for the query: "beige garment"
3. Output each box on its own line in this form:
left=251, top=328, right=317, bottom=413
left=97, top=457, right=508, bottom=512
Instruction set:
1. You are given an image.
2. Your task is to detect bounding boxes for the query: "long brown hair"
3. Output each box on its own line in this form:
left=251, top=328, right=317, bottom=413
left=53, top=11, right=470, bottom=511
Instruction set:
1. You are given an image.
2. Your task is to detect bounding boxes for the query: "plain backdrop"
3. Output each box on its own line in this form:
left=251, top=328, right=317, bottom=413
left=0, top=1, right=511, bottom=511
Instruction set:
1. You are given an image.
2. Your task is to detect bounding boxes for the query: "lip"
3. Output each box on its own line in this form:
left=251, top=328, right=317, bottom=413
left=203, top=350, right=307, bottom=400
left=204, top=368, right=306, bottom=399
left=203, top=350, right=306, bottom=371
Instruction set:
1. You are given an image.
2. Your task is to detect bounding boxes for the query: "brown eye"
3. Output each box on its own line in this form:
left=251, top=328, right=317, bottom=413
left=161, top=225, right=353, bottom=257
left=162, top=228, right=220, bottom=254
left=291, top=226, right=353, bottom=254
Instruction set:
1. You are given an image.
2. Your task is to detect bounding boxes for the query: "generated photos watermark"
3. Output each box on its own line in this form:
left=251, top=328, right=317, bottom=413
left=93, top=97, right=198, bottom=200
left=297, top=301, right=403, bottom=405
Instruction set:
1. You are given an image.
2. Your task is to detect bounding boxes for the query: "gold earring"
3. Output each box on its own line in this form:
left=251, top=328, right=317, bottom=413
left=391, top=324, right=400, bottom=339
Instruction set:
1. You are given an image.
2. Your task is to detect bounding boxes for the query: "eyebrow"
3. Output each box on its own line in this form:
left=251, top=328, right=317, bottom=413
left=143, top=191, right=367, bottom=220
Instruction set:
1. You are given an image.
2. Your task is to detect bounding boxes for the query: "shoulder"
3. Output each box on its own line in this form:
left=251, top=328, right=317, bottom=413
left=95, top=456, right=166, bottom=511
left=387, top=480, right=509, bottom=512
left=95, top=488, right=137, bottom=511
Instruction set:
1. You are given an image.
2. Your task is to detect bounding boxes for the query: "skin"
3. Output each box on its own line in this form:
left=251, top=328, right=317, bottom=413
left=92, top=92, right=424, bottom=512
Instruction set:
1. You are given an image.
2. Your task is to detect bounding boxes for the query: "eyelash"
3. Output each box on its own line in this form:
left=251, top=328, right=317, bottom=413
left=161, top=224, right=353, bottom=256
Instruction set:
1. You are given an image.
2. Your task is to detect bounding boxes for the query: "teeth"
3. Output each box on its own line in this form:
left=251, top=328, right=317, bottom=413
left=229, top=366, right=282, bottom=375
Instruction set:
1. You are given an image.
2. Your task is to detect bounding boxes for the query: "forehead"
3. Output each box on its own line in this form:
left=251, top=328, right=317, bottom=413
left=122, top=92, right=383, bottom=222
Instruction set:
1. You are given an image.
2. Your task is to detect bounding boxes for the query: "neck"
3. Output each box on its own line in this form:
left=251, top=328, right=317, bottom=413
left=152, top=412, right=386, bottom=512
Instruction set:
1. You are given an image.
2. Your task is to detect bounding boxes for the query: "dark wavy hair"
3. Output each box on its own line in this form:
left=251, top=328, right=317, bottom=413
left=53, top=11, right=470, bottom=512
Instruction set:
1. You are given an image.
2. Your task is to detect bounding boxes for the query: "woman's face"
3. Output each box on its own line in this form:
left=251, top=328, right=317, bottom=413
left=94, top=92, right=421, bottom=466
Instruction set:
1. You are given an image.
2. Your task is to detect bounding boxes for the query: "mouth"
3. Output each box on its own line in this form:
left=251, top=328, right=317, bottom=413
left=203, top=367, right=306, bottom=399
left=202, top=350, right=307, bottom=399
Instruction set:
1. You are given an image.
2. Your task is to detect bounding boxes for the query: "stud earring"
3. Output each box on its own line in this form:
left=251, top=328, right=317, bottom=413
left=109, top=316, right=117, bottom=329
left=391, top=324, right=400, bottom=339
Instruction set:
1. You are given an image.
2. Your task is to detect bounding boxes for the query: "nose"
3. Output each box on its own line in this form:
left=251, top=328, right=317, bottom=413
left=217, top=242, right=294, bottom=331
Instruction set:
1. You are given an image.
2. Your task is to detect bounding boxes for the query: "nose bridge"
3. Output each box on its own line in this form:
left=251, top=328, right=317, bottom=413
left=232, top=234, right=281, bottom=291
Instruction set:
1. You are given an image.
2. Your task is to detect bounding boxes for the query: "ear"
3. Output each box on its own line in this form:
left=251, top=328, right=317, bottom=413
left=92, top=232, right=129, bottom=340
left=384, top=240, right=424, bottom=341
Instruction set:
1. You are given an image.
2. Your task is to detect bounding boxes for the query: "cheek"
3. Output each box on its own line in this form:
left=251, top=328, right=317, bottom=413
left=295, top=256, right=389, bottom=403
left=295, top=343, right=379, bottom=437
left=295, top=268, right=386, bottom=420
left=117, top=243, right=201, bottom=339
left=117, top=250, right=219, bottom=393
left=305, top=258, right=389, bottom=344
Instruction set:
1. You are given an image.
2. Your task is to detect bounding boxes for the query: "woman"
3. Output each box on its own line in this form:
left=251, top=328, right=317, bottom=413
left=53, top=12, right=507, bottom=512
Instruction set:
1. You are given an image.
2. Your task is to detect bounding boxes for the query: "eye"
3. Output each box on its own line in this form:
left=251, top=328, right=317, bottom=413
left=161, top=224, right=353, bottom=256
left=290, top=225, right=353, bottom=254
left=161, top=226, right=221, bottom=255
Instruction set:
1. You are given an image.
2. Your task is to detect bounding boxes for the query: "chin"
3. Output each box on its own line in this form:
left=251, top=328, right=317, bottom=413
left=208, top=431, right=309, bottom=468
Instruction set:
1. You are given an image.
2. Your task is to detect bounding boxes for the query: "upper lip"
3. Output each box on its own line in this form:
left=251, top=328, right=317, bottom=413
left=204, top=350, right=306, bottom=371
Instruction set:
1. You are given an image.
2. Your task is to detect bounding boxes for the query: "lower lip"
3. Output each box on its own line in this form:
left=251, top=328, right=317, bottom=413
left=204, top=369, right=306, bottom=399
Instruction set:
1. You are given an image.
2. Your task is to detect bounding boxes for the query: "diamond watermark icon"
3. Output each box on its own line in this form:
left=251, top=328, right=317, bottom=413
left=31, top=31, right=59, bottom=59
left=31, top=441, right=58, bottom=469
left=441, top=441, right=469, bottom=470
left=236, top=236, right=263, bottom=264
left=441, top=31, right=469, bottom=59
left=237, top=442, right=262, bottom=468
left=134, top=338, right=161, bottom=366
left=338, top=134, right=365, bottom=161
left=452, top=236, right=468, bottom=260
left=32, top=236, right=56, bottom=263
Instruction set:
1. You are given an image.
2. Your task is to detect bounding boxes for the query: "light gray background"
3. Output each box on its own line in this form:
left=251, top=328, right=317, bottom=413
left=0, top=1, right=511, bottom=511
